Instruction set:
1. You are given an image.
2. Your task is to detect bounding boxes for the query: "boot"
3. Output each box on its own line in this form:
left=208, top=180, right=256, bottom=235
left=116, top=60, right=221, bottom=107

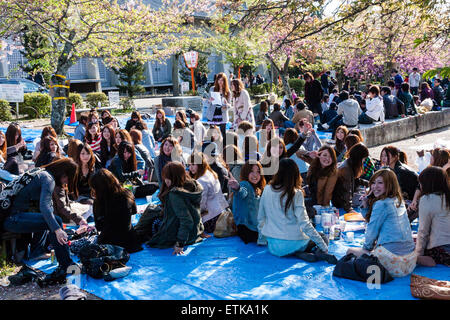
left=8, top=265, right=40, bottom=286
left=37, top=265, right=68, bottom=287
left=313, top=248, right=338, bottom=264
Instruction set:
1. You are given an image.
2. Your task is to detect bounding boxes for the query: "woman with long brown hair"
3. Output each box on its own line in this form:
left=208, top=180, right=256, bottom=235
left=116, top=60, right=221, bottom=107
left=114, top=128, right=146, bottom=171
left=125, top=110, right=143, bottom=132
left=334, top=125, right=349, bottom=163
left=258, top=158, right=337, bottom=263
left=109, top=141, right=143, bottom=184
left=4, top=122, right=28, bottom=175
left=33, top=126, right=58, bottom=162
left=206, top=72, right=232, bottom=139
left=152, top=109, right=172, bottom=143
left=85, top=121, right=102, bottom=153
left=228, top=161, right=266, bottom=244
left=154, top=136, right=184, bottom=187
left=332, top=143, right=369, bottom=212
left=256, top=118, right=275, bottom=156
left=89, top=168, right=142, bottom=253
left=416, top=166, right=450, bottom=267
left=347, top=169, right=416, bottom=277
left=74, top=143, right=97, bottom=204
left=146, top=161, right=204, bottom=255
left=35, top=136, right=61, bottom=167
left=99, top=124, right=116, bottom=168
left=188, top=152, right=230, bottom=234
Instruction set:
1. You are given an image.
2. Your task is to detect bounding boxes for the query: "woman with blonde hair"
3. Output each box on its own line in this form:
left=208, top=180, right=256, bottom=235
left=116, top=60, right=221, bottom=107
left=347, top=169, right=416, bottom=277
left=231, top=79, right=255, bottom=130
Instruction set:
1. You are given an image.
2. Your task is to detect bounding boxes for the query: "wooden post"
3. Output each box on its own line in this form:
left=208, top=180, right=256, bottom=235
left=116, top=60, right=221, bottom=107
left=191, top=68, right=196, bottom=94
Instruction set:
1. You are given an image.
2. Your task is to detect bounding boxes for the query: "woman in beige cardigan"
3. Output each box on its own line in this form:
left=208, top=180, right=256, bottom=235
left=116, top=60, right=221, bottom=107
left=231, top=79, right=255, bottom=130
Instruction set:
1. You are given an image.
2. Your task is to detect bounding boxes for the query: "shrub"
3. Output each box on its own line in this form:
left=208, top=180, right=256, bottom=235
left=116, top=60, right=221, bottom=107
left=119, top=96, right=135, bottom=111
left=67, top=92, right=84, bottom=109
left=0, top=99, right=12, bottom=121
left=248, top=84, right=267, bottom=96
left=288, top=78, right=305, bottom=96
left=86, top=92, right=109, bottom=108
left=19, top=92, right=51, bottom=118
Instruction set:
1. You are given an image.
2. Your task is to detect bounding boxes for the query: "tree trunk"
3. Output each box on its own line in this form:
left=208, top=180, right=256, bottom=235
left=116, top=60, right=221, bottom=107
left=172, top=53, right=181, bottom=96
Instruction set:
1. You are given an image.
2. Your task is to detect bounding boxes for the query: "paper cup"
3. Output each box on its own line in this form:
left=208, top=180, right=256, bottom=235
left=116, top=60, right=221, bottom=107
left=322, top=213, right=332, bottom=227
left=346, top=232, right=354, bottom=242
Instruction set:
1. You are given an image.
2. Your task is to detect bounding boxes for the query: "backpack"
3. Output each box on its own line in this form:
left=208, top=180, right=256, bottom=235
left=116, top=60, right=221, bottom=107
left=0, top=168, right=44, bottom=231
left=78, top=243, right=130, bottom=279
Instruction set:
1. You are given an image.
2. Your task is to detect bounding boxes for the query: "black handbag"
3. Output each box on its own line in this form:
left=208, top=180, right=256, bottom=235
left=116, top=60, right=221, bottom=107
left=78, top=243, right=130, bottom=279
left=333, top=253, right=394, bottom=284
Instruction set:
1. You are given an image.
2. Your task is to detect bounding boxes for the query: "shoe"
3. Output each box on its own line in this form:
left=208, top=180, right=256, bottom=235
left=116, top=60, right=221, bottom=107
left=314, top=249, right=338, bottom=264
left=7, top=265, right=40, bottom=286
left=37, top=265, right=71, bottom=288
left=295, top=251, right=318, bottom=262
left=321, top=123, right=330, bottom=130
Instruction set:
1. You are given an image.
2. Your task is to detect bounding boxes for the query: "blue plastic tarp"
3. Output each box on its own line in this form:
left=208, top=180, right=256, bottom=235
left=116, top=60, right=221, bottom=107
left=25, top=199, right=450, bottom=300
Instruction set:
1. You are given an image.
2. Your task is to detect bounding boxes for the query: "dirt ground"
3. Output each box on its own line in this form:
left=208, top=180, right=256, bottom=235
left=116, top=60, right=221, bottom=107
left=0, top=266, right=101, bottom=300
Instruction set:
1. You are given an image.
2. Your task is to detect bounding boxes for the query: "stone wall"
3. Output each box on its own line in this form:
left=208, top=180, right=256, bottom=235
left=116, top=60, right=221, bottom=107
left=360, top=108, right=450, bottom=147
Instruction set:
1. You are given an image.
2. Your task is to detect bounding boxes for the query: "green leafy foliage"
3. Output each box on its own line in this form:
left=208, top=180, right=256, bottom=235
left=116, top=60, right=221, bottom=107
left=19, top=92, right=51, bottom=118
left=288, top=78, right=305, bottom=96
left=422, top=67, right=450, bottom=80
left=0, top=99, right=13, bottom=121
left=66, top=92, right=84, bottom=111
left=119, top=97, right=135, bottom=111
left=86, top=92, right=109, bottom=108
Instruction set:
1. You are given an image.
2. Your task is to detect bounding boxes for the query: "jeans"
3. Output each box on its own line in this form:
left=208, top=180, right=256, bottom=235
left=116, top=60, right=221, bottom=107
left=3, top=212, right=73, bottom=269
left=358, top=112, right=374, bottom=124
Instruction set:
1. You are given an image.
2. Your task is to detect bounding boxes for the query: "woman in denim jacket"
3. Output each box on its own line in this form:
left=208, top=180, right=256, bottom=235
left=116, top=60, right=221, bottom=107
left=228, top=161, right=266, bottom=244
left=347, top=169, right=416, bottom=277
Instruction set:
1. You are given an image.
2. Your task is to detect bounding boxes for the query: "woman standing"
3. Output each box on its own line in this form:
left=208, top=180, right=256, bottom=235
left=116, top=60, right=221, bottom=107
left=206, top=72, right=231, bottom=139
left=231, top=79, right=255, bottom=130
left=89, top=169, right=142, bottom=253
left=3, top=158, right=79, bottom=284
left=152, top=109, right=173, bottom=143
left=258, top=158, right=337, bottom=263
left=188, top=152, right=230, bottom=234
left=415, top=167, right=450, bottom=267
left=228, top=161, right=266, bottom=244
left=347, top=169, right=416, bottom=277
left=146, top=161, right=204, bottom=255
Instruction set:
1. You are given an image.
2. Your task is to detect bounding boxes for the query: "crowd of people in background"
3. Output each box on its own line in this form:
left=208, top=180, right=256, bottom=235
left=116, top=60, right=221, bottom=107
left=0, top=68, right=449, bottom=285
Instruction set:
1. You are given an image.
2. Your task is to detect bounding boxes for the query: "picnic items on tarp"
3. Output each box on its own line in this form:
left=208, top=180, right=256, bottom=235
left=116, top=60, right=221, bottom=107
left=333, top=253, right=394, bottom=284
left=344, top=211, right=366, bottom=222
left=78, top=243, right=130, bottom=281
left=410, top=274, right=450, bottom=300
left=213, top=210, right=237, bottom=238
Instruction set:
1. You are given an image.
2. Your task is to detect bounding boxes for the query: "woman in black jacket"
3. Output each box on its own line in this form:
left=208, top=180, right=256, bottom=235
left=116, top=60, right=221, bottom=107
left=99, top=124, right=116, bottom=168
left=89, top=168, right=142, bottom=253
left=304, top=72, right=324, bottom=117
left=35, top=136, right=61, bottom=167
left=4, top=123, right=28, bottom=175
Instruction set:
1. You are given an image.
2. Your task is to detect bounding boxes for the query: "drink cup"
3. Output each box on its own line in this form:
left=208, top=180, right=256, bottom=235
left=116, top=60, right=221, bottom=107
left=146, top=195, right=152, bottom=203
left=314, top=215, right=321, bottom=225
left=339, top=220, right=346, bottom=232
left=346, top=232, right=354, bottom=242
left=322, top=213, right=332, bottom=227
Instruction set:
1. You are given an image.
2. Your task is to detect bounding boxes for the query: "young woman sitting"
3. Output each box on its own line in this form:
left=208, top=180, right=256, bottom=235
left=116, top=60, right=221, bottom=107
left=131, top=120, right=157, bottom=158
left=146, top=161, right=204, bottom=255
left=172, top=119, right=196, bottom=155
left=283, top=128, right=310, bottom=181
left=4, top=122, right=28, bottom=175
left=74, top=143, right=98, bottom=205
left=85, top=121, right=102, bottom=154
left=257, top=158, right=337, bottom=264
left=228, top=161, right=266, bottom=244
left=99, top=124, right=116, bottom=168
left=125, top=110, right=144, bottom=132
left=415, top=166, right=450, bottom=267
left=188, top=152, right=230, bottom=234
left=222, top=144, right=244, bottom=182
left=256, top=119, right=276, bottom=156
left=34, top=136, right=61, bottom=167
left=154, top=136, right=184, bottom=188
left=33, top=126, right=59, bottom=162
left=114, top=129, right=145, bottom=171
left=347, top=169, right=416, bottom=277
left=130, top=129, right=154, bottom=182
left=0, top=131, right=6, bottom=163
left=89, top=168, right=142, bottom=253
left=334, top=125, right=349, bottom=163
left=305, top=145, right=338, bottom=212
left=332, top=143, right=369, bottom=213
left=152, top=109, right=173, bottom=143
left=109, top=141, right=145, bottom=184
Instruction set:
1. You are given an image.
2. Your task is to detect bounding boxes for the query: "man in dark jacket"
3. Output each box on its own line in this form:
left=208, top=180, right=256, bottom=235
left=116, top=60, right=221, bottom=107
left=304, top=72, right=324, bottom=118
left=320, top=71, right=330, bottom=94
left=381, top=86, right=405, bottom=118
left=433, top=78, right=445, bottom=107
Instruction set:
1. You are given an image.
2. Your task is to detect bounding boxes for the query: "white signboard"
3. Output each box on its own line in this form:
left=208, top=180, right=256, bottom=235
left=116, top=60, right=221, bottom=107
left=108, top=91, right=120, bottom=107
left=0, top=84, right=24, bottom=102
left=181, top=82, right=190, bottom=93
left=183, top=51, right=199, bottom=69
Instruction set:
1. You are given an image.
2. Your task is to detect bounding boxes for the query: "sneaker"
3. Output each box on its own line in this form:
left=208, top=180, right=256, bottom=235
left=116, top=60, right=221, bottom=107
left=321, top=123, right=330, bottom=130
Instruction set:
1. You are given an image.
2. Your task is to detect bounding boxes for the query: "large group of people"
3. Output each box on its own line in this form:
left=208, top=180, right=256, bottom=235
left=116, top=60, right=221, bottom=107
left=0, top=69, right=449, bottom=286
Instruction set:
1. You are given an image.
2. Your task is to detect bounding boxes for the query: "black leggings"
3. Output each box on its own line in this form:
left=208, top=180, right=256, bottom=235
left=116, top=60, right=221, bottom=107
left=237, top=225, right=258, bottom=244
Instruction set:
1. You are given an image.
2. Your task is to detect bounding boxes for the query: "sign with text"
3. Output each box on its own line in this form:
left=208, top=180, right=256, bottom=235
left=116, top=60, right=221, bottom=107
left=108, top=91, right=120, bottom=107
left=181, top=82, right=190, bottom=93
left=0, top=84, right=24, bottom=102
left=183, top=51, right=199, bottom=69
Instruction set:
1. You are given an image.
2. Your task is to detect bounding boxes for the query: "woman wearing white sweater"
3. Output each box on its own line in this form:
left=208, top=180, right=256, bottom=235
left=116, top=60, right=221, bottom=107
left=188, top=152, right=230, bottom=234
left=359, top=85, right=385, bottom=124
left=257, top=158, right=338, bottom=264
left=231, top=79, right=256, bottom=130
